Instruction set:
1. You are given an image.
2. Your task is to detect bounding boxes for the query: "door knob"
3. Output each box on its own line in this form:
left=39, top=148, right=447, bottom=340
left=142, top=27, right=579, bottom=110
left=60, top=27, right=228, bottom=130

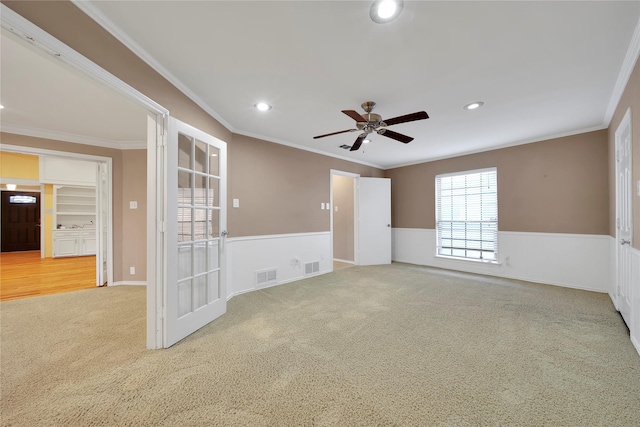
left=387, top=224, right=391, bottom=227
left=621, top=239, right=631, bottom=246
left=221, top=230, right=228, bottom=237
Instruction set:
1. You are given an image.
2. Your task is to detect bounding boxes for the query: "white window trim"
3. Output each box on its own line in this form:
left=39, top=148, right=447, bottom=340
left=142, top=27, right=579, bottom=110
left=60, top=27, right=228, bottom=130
left=435, top=167, right=498, bottom=263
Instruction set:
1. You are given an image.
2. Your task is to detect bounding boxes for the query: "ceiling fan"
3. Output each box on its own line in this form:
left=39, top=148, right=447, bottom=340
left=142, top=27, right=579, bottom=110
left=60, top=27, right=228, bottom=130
left=313, top=101, right=429, bottom=151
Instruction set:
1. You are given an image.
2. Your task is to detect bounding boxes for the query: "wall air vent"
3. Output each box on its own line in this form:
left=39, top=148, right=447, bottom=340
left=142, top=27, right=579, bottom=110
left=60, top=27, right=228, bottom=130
left=339, top=144, right=352, bottom=150
left=304, top=261, right=320, bottom=276
left=256, top=268, right=277, bottom=287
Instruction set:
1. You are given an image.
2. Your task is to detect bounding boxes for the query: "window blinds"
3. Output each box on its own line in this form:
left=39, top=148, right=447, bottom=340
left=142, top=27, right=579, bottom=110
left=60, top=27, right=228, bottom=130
left=435, top=168, right=498, bottom=261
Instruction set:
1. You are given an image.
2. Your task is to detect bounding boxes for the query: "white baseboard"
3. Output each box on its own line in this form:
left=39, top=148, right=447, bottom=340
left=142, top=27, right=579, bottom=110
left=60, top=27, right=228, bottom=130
left=333, top=258, right=355, bottom=264
left=111, top=281, right=147, bottom=286
left=392, top=228, right=610, bottom=293
left=631, top=247, right=640, bottom=358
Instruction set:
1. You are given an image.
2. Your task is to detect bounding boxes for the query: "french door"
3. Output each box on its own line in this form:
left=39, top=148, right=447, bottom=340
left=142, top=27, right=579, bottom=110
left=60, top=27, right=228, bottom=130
left=164, top=117, right=227, bottom=347
left=615, top=109, right=633, bottom=328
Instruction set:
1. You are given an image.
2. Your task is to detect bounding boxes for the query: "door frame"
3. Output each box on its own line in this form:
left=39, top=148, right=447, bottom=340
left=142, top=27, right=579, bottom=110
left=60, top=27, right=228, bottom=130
left=614, top=107, right=633, bottom=313
left=330, top=170, right=360, bottom=269
left=2, top=6, right=170, bottom=349
left=1, top=145, right=113, bottom=284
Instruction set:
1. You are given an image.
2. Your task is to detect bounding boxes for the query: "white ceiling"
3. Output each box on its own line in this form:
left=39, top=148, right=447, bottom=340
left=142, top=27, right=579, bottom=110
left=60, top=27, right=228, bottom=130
left=2, top=1, right=640, bottom=169
left=0, top=29, right=148, bottom=149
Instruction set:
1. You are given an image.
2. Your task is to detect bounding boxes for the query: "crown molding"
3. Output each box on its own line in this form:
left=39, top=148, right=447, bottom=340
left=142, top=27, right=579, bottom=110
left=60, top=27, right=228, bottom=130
left=604, top=13, right=640, bottom=125
left=232, top=129, right=384, bottom=170
left=386, top=124, right=607, bottom=170
left=1, top=123, right=147, bottom=150
left=1, top=3, right=168, bottom=117
left=71, top=0, right=231, bottom=130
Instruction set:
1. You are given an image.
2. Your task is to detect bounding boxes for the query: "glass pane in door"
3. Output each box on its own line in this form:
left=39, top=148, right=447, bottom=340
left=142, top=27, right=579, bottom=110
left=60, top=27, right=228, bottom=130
left=174, top=129, right=223, bottom=319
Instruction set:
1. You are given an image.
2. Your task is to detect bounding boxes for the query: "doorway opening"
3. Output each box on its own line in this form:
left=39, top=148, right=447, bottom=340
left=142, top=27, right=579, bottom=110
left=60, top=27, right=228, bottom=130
left=330, top=170, right=359, bottom=270
left=0, top=148, right=113, bottom=300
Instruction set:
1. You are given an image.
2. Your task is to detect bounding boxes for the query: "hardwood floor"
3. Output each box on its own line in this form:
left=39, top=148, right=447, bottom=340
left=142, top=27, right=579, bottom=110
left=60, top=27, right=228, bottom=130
left=0, top=251, right=96, bottom=301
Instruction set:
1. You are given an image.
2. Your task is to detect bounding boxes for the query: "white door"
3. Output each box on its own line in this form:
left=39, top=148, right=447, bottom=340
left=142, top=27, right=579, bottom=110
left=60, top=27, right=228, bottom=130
left=96, top=162, right=109, bottom=286
left=616, top=109, right=633, bottom=327
left=165, top=118, right=227, bottom=347
left=357, top=177, right=391, bottom=265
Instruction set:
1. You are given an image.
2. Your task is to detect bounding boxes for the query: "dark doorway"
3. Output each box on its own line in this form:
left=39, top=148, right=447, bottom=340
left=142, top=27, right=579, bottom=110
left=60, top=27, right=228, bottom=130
left=1, top=191, right=41, bottom=252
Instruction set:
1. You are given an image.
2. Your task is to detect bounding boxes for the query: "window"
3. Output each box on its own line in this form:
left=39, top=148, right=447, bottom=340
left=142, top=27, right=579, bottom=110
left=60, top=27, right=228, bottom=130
left=435, top=168, right=498, bottom=262
left=9, top=195, right=37, bottom=204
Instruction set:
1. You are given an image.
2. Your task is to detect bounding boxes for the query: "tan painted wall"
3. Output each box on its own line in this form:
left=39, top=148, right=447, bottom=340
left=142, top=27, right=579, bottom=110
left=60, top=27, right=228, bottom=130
left=332, top=175, right=355, bottom=262
left=2, top=0, right=232, bottom=145
left=386, top=130, right=609, bottom=235
left=608, top=56, right=640, bottom=249
left=121, top=150, right=147, bottom=281
left=228, top=134, right=383, bottom=236
left=3, top=1, right=384, bottom=244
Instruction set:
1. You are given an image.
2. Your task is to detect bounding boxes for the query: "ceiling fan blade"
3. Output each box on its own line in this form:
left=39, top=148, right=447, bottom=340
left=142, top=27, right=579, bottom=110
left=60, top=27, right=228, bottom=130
left=313, top=129, right=356, bottom=139
left=383, top=111, right=429, bottom=127
left=342, top=110, right=366, bottom=122
left=378, top=128, right=414, bottom=144
left=350, top=134, right=367, bottom=151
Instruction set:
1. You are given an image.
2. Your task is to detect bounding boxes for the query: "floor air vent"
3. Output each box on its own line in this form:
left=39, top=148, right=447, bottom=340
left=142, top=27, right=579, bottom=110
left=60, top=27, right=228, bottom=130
left=256, top=268, right=277, bottom=287
left=339, top=144, right=352, bottom=150
left=304, top=261, right=320, bottom=276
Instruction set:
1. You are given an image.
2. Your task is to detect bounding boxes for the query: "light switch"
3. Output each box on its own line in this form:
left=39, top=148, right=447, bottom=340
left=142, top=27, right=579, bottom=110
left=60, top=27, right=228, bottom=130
left=321, top=202, right=325, bottom=210
left=326, top=202, right=330, bottom=210
left=233, top=198, right=240, bottom=208
left=637, top=180, right=640, bottom=196
left=130, top=201, right=137, bottom=209
left=335, top=206, right=339, bottom=212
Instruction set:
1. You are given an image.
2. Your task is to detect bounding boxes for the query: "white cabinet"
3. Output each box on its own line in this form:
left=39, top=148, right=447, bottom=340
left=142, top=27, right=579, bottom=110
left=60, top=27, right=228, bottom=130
left=52, top=185, right=97, bottom=258
left=81, top=232, right=96, bottom=255
left=53, top=231, right=79, bottom=257
left=52, top=230, right=96, bottom=258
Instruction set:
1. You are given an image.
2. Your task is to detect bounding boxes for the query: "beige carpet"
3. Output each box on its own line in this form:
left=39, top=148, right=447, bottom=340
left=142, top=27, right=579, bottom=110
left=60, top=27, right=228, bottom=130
left=1, top=263, right=639, bottom=426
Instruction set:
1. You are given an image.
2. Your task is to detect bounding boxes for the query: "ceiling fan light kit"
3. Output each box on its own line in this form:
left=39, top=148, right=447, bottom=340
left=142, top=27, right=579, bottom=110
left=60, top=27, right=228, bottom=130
left=313, top=101, right=429, bottom=151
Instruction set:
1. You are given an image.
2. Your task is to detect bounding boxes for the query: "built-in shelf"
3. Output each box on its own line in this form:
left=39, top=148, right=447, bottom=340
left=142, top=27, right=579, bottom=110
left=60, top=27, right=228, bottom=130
left=53, top=186, right=97, bottom=257
left=54, top=185, right=96, bottom=228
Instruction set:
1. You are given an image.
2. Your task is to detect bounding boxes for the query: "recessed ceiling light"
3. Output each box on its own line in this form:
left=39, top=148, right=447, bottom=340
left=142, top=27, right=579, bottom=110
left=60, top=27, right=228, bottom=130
left=464, top=101, right=484, bottom=110
left=370, top=0, right=404, bottom=24
left=254, top=102, right=272, bottom=111
left=363, top=139, right=371, bottom=144
left=0, top=105, right=4, bottom=109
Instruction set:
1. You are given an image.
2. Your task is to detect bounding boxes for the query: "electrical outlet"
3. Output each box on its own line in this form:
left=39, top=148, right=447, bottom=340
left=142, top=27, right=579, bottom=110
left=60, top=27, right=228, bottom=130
left=130, top=267, right=136, bottom=275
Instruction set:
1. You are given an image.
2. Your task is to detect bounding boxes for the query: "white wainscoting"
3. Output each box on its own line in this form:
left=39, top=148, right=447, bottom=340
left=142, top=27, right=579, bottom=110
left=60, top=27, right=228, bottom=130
left=609, top=236, right=619, bottom=308
left=225, top=232, right=331, bottom=299
left=631, top=247, right=640, bottom=356
left=392, top=228, right=610, bottom=293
